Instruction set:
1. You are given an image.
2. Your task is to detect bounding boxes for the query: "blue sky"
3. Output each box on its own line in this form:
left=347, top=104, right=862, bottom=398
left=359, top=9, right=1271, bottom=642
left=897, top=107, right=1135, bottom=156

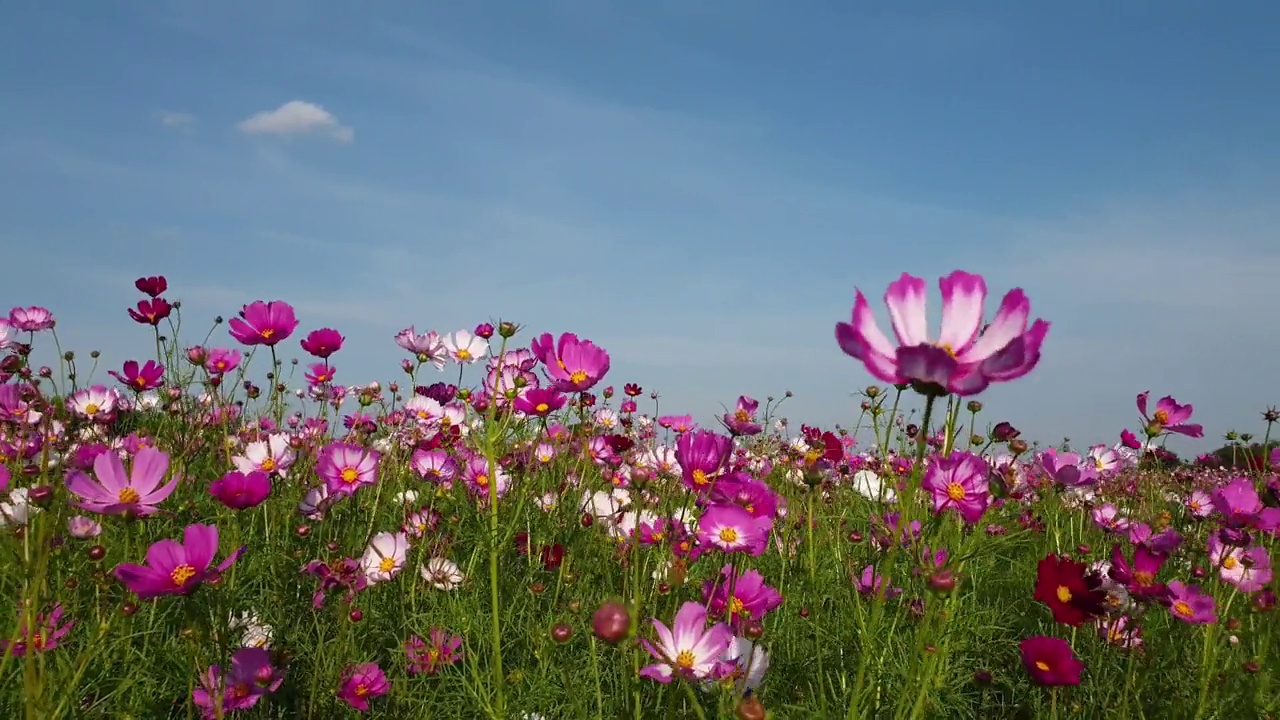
left=2, top=1, right=1277, bottom=453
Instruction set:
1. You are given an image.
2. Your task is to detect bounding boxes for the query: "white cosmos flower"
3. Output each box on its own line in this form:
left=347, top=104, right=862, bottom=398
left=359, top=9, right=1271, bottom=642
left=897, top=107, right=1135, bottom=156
left=421, top=557, right=465, bottom=590
left=233, top=433, right=295, bottom=477
left=443, top=330, right=488, bottom=365
left=360, top=531, right=410, bottom=584
left=703, top=636, right=769, bottom=694
left=851, top=469, right=897, bottom=503
left=230, top=610, right=274, bottom=649
left=0, top=488, right=38, bottom=527
left=395, top=489, right=420, bottom=505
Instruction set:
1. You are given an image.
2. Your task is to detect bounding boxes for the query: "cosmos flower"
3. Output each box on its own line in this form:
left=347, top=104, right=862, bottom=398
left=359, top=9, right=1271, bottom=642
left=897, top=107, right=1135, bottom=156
left=317, top=441, right=381, bottom=497
left=695, top=503, right=773, bottom=557
left=421, top=557, right=465, bottom=590
left=109, top=360, right=165, bottom=393
left=300, top=328, right=345, bottom=358
left=721, top=396, right=762, bottom=436
left=336, top=662, right=389, bottom=712
left=1165, top=581, right=1216, bottom=624
left=66, top=446, right=179, bottom=517
left=531, top=332, right=611, bottom=393
left=1020, top=635, right=1083, bottom=686
left=9, top=306, right=55, bottom=332
left=920, top=451, right=991, bottom=524
left=702, top=565, right=783, bottom=629
left=676, top=430, right=733, bottom=492
left=208, top=470, right=272, bottom=511
left=513, top=387, right=567, bottom=418
left=1033, top=554, right=1107, bottom=626
left=114, top=524, right=245, bottom=600
left=227, top=300, right=299, bottom=347
left=359, top=531, right=409, bottom=584
left=1207, top=535, right=1273, bottom=593
left=442, top=330, right=488, bottom=365
left=192, top=647, right=283, bottom=719
left=395, top=327, right=448, bottom=368
left=639, top=601, right=734, bottom=684
left=0, top=603, right=74, bottom=657
left=405, top=629, right=464, bottom=675
left=835, top=270, right=1049, bottom=396
left=1136, top=392, right=1203, bottom=439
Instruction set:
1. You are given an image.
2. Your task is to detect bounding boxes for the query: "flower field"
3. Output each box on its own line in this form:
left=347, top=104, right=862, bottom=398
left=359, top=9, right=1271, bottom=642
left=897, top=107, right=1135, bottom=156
left=0, top=270, right=1276, bottom=719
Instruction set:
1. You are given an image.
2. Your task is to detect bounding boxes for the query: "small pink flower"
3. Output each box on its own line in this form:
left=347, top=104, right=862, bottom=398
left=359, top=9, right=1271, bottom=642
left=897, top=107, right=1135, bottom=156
left=336, top=662, right=389, bottom=711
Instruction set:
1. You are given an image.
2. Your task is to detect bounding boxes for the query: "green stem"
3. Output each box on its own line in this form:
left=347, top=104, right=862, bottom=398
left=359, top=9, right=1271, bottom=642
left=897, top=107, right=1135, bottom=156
left=681, top=681, right=709, bottom=720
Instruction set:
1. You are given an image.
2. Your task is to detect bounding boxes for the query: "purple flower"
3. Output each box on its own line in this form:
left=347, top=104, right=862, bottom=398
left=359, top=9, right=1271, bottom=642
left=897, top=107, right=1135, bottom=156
left=1208, top=535, right=1273, bottom=593
left=920, top=451, right=991, bottom=524
left=337, top=662, right=389, bottom=711
left=695, top=503, right=773, bottom=557
left=8, top=306, right=55, bottom=332
left=300, top=328, right=345, bottom=358
left=835, top=270, right=1049, bottom=396
left=192, top=647, right=283, bottom=719
left=1212, top=477, right=1280, bottom=532
left=639, top=601, right=734, bottom=684
left=1136, top=392, right=1203, bottom=439
left=0, top=603, right=74, bottom=657
left=701, top=565, right=783, bottom=628
left=1039, top=448, right=1098, bottom=487
left=676, top=429, right=733, bottom=492
left=721, top=396, right=762, bottom=436
left=65, top=446, right=179, bottom=517
left=531, top=332, right=611, bottom=392
left=227, top=300, right=299, bottom=347
left=114, top=524, right=245, bottom=600
left=1166, top=581, right=1216, bottom=624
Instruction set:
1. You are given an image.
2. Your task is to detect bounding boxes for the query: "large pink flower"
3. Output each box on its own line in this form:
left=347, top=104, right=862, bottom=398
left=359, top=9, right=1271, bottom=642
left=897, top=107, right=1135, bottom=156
left=66, top=447, right=179, bottom=517
left=1136, top=392, right=1203, bottom=438
left=114, top=524, right=244, bottom=600
left=835, top=271, right=1049, bottom=396
left=227, top=300, right=299, bottom=347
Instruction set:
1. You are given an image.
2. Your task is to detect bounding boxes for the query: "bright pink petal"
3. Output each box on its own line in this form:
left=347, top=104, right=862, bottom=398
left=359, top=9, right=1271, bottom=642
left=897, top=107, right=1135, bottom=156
left=182, top=524, right=219, bottom=572
left=92, top=451, right=129, bottom=494
left=956, top=288, right=1029, bottom=363
left=144, top=538, right=187, bottom=573
left=128, top=447, right=170, bottom=495
left=65, top=470, right=117, bottom=504
left=884, top=273, right=929, bottom=346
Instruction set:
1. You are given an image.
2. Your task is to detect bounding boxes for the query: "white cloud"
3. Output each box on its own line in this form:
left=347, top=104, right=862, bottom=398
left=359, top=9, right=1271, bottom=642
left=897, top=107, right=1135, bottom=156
left=236, top=100, right=354, bottom=142
left=157, top=110, right=196, bottom=128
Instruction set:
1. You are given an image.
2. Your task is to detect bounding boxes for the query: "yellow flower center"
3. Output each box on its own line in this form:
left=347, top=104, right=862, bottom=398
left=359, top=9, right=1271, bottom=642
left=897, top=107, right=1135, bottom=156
left=476, top=474, right=490, bottom=488
left=691, top=469, right=709, bottom=486
left=84, top=403, right=100, bottom=416
left=1153, top=409, right=1169, bottom=425
left=675, top=650, right=695, bottom=669
left=134, top=377, right=147, bottom=388
left=728, top=597, right=745, bottom=616
left=118, top=487, right=141, bottom=504
left=260, top=457, right=276, bottom=472
left=1034, top=660, right=1050, bottom=672
left=354, top=683, right=368, bottom=697
left=945, top=482, right=966, bottom=501
left=340, top=467, right=359, bottom=484
left=570, top=370, right=589, bottom=384
left=378, top=557, right=397, bottom=573
left=1056, top=585, right=1072, bottom=603
left=1133, top=571, right=1154, bottom=586
left=31, top=632, right=44, bottom=649
left=535, top=402, right=550, bottom=413
left=734, top=409, right=750, bottom=422
left=171, top=563, right=197, bottom=586
left=215, top=361, right=227, bottom=371
left=935, top=342, right=957, bottom=358
left=1223, top=556, right=1239, bottom=570
left=1173, top=600, right=1193, bottom=617
left=456, top=349, right=472, bottom=361
left=718, top=527, right=739, bottom=544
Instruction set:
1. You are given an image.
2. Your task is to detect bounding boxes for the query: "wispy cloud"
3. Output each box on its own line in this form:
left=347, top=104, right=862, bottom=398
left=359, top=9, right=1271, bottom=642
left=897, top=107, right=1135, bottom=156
left=156, top=110, right=196, bottom=129
left=236, top=100, right=354, bottom=143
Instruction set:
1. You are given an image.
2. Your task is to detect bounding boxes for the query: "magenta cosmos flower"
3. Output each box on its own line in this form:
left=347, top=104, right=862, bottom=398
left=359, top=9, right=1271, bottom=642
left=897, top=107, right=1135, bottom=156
left=702, top=565, right=783, bottom=628
left=531, top=332, right=611, bottom=392
left=192, top=647, right=283, bottom=719
left=317, top=441, right=381, bottom=497
left=1020, top=635, right=1083, bottom=686
left=1165, top=581, right=1216, bottom=624
left=920, top=451, right=991, bottom=524
left=512, top=387, right=566, bottom=417
left=676, top=429, right=733, bottom=492
left=1136, top=392, right=1203, bottom=439
left=66, top=446, right=179, bottom=517
left=227, top=300, right=299, bottom=347
left=721, top=396, right=762, bottom=436
left=337, top=662, right=390, bottom=711
left=209, top=470, right=272, bottom=510
left=835, top=271, right=1049, bottom=396
left=300, top=328, right=344, bottom=358
left=114, top=524, right=244, bottom=600
left=639, top=601, right=734, bottom=684
left=108, top=359, right=165, bottom=393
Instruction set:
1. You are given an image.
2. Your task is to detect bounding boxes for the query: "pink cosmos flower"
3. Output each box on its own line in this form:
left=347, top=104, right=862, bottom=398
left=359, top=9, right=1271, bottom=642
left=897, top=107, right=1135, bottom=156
left=304, top=362, right=335, bottom=386
left=1186, top=490, right=1215, bottom=519
left=721, top=396, right=762, bottom=436
left=1211, top=477, right=1280, bottom=532
left=337, top=662, right=389, bottom=711
left=1208, top=535, right=1273, bottom=593
left=204, top=348, right=242, bottom=375
left=67, top=515, right=101, bottom=538
left=232, top=434, right=295, bottom=478
left=127, top=298, right=172, bottom=327
left=695, top=503, right=773, bottom=557
left=854, top=564, right=902, bottom=599
left=531, top=332, right=611, bottom=392
left=317, top=441, right=381, bottom=497
left=920, top=451, right=991, bottom=524
left=300, top=327, right=344, bottom=358
left=639, top=601, right=734, bottom=684
left=701, top=565, right=783, bottom=629
left=1108, top=542, right=1169, bottom=599
left=66, top=385, right=118, bottom=422
left=409, top=448, right=457, bottom=487
left=9, top=306, right=55, bottom=332
left=405, top=629, right=464, bottom=675
left=192, top=647, right=283, bottom=719
left=227, top=300, right=299, bottom=347
left=1090, top=503, right=1131, bottom=534
left=835, top=270, right=1049, bottom=396
left=109, top=360, right=165, bottom=393
left=442, top=329, right=487, bottom=364
left=1165, top=581, right=1216, bottom=624
left=0, top=603, right=73, bottom=657
left=114, top=524, right=245, bottom=600
left=209, top=470, right=272, bottom=510
left=1039, top=448, right=1098, bottom=487
left=66, top=446, right=179, bottom=517
left=1136, top=392, right=1203, bottom=439
left=676, top=429, right=733, bottom=492
left=394, top=327, right=447, bottom=368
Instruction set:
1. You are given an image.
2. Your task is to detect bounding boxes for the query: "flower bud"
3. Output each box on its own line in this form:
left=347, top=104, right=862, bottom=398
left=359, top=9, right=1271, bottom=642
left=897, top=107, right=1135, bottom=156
left=591, top=601, right=631, bottom=646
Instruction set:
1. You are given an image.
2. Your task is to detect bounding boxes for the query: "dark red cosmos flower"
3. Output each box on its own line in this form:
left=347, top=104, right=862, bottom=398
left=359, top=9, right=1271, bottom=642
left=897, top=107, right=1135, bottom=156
left=128, top=298, right=172, bottom=326
left=1033, top=554, right=1106, bottom=626
left=540, top=543, right=565, bottom=571
left=134, top=276, right=168, bottom=297
left=604, top=434, right=634, bottom=455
